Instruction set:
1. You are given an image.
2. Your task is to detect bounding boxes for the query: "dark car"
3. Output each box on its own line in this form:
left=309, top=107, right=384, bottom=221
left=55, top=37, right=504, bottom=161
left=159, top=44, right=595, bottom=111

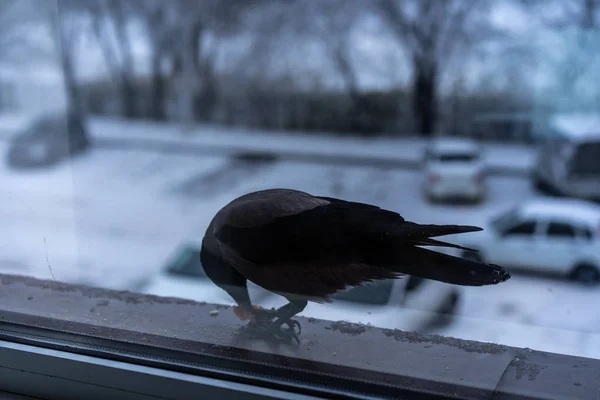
left=6, top=111, right=91, bottom=168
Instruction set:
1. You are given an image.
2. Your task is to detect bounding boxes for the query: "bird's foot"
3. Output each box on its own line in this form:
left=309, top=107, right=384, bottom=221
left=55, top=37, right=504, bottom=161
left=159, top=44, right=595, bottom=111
left=252, top=308, right=300, bottom=333
left=246, top=319, right=302, bottom=344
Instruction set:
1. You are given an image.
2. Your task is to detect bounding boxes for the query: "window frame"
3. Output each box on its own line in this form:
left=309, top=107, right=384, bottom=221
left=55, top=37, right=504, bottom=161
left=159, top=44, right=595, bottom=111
left=0, top=273, right=598, bottom=400
left=0, top=339, right=310, bottom=400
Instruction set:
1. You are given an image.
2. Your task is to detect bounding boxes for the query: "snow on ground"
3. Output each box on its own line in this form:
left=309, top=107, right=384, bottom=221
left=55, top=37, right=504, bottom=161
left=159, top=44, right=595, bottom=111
left=87, top=117, right=534, bottom=174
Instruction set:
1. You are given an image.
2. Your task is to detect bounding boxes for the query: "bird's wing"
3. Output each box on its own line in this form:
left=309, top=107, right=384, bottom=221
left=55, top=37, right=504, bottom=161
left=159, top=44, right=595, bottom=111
left=410, top=237, right=478, bottom=252
left=214, top=196, right=408, bottom=266
left=215, top=189, right=330, bottom=230
left=216, top=193, right=479, bottom=265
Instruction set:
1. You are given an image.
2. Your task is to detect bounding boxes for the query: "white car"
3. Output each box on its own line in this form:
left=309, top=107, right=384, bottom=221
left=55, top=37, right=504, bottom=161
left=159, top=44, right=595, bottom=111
left=140, top=239, right=462, bottom=332
left=138, top=239, right=276, bottom=305
left=422, top=138, right=486, bottom=203
left=455, top=198, right=600, bottom=284
left=532, top=113, right=600, bottom=201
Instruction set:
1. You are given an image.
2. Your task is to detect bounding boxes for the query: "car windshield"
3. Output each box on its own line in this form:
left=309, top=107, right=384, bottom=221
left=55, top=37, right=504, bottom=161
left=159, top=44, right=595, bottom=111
left=332, top=280, right=394, bottom=305
left=4, top=0, right=600, bottom=395
left=490, top=208, right=520, bottom=231
left=570, top=141, right=600, bottom=175
left=436, top=152, right=478, bottom=162
left=165, top=247, right=207, bottom=278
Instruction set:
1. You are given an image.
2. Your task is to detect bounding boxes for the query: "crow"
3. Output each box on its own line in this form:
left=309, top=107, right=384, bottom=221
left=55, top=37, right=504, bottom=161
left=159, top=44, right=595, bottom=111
left=200, top=188, right=510, bottom=343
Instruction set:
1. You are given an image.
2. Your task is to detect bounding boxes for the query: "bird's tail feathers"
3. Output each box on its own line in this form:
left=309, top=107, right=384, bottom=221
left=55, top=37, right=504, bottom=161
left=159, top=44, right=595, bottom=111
left=371, top=245, right=510, bottom=286
left=393, top=223, right=483, bottom=239
left=411, top=237, right=477, bottom=252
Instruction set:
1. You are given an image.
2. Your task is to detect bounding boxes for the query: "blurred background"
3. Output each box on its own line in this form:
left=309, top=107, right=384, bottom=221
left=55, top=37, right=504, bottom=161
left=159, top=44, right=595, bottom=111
left=2, top=0, right=600, bottom=360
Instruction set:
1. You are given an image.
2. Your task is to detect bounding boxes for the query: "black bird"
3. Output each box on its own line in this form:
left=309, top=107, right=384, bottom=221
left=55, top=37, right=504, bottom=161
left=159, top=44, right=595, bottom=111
left=200, top=188, right=510, bottom=342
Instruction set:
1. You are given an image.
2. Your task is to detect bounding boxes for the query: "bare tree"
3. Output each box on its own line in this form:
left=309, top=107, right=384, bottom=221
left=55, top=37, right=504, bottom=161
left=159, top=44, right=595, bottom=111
left=377, top=0, right=491, bottom=136
left=521, top=0, right=600, bottom=29
left=311, top=1, right=371, bottom=132
left=522, top=0, right=600, bottom=110
left=0, top=1, right=33, bottom=62
left=0, top=0, right=46, bottom=108
left=574, top=0, right=599, bottom=28
left=170, top=0, right=271, bottom=124
left=87, top=0, right=138, bottom=118
left=49, top=0, right=88, bottom=118
left=133, top=0, right=179, bottom=120
left=240, top=0, right=375, bottom=131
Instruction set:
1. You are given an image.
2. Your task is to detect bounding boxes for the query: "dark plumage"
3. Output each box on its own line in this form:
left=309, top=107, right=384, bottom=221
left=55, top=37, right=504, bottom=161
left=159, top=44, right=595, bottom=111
left=200, top=188, right=510, bottom=342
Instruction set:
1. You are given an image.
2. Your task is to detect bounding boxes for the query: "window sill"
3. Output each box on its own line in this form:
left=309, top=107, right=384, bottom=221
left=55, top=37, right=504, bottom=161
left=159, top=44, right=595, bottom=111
left=0, top=273, right=597, bottom=399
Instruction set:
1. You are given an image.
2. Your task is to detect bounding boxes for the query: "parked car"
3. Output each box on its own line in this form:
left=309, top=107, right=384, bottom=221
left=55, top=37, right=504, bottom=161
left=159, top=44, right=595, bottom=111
left=532, top=113, right=600, bottom=201
left=6, top=111, right=90, bottom=168
left=422, top=138, right=486, bottom=203
left=140, top=239, right=462, bottom=331
left=456, top=198, right=600, bottom=284
left=139, top=239, right=276, bottom=305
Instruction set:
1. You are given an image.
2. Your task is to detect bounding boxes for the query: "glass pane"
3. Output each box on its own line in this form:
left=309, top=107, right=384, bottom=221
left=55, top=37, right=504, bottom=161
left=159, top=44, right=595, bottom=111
left=4, top=0, right=600, bottom=382
left=490, top=208, right=519, bottom=231
left=504, top=221, right=536, bottom=236
left=165, top=248, right=207, bottom=278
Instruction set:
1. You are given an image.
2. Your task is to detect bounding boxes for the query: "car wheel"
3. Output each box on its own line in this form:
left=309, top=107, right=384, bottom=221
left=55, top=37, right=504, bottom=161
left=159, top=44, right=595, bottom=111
left=570, top=264, right=600, bottom=285
left=461, top=250, right=483, bottom=263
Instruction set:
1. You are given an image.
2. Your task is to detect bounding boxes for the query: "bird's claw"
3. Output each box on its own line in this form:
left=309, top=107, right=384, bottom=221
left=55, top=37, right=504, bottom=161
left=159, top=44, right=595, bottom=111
left=254, top=308, right=277, bottom=320
left=286, top=319, right=302, bottom=335
left=246, top=319, right=302, bottom=344
left=253, top=309, right=302, bottom=335
left=271, top=323, right=300, bottom=344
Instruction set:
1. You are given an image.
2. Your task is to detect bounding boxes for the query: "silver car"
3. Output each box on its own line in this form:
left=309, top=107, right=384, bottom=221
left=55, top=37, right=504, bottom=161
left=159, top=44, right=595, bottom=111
left=532, top=113, right=600, bottom=201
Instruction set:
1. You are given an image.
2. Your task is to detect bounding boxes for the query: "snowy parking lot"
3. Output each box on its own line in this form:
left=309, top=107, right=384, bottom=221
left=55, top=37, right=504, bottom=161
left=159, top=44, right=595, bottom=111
left=0, top=119, right=599, bottom=360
